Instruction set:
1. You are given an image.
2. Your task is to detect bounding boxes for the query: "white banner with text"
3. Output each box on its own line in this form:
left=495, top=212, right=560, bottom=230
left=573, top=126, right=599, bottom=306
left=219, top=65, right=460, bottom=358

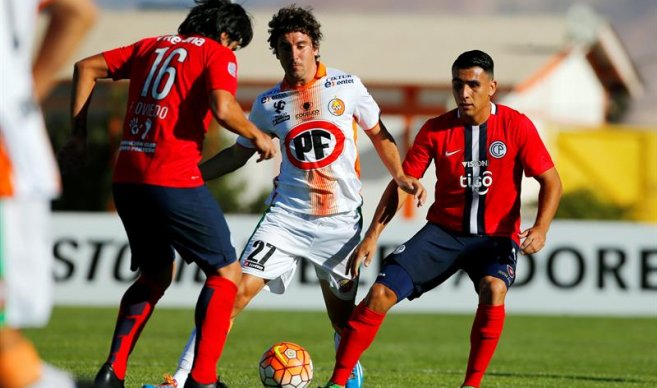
left=51, top=213, right=657, bottom=316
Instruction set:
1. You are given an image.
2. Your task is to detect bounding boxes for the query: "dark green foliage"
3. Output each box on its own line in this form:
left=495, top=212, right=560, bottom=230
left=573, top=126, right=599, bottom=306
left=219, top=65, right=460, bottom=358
left=556, top=189, right=632, bottom=220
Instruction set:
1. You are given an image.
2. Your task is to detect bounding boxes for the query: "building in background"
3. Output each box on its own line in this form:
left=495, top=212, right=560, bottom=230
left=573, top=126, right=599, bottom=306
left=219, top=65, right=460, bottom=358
left=40, top=5, right=654, bottom=222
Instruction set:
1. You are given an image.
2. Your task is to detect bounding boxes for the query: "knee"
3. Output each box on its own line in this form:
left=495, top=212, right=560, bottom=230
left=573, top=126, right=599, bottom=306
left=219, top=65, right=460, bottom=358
left=216, top=260, right=242, bottom=286
left=478, top=276, right=507, bottom=305
left=135, top=273, right=169, bottom=301
left=363, top=283, right=397, bottom=313
left=231, top=277, right=259, bottom=319
left=140, top=264, right=174, bottom=291
left=233, top=283, right=251, bottom=310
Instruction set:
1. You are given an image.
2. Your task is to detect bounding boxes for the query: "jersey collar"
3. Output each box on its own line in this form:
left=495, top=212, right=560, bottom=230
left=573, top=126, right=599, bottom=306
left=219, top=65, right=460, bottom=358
left=280, top=62, right=327, bottom=91
left=456, top=102, right=497, bottom=121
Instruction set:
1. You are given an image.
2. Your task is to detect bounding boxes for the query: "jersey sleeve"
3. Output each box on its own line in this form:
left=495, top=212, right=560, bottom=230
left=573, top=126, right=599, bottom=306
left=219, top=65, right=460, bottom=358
left=236, top=99, right=270, bottom=148
left=352, top=76, right=381, bottom=131
left=103, top=42, right=140, bottom=80
left=402, top=120, right=435, bottom=179
left=206, top=45, right=238, bottom=96
left=516, top=114, right=554, bottom=177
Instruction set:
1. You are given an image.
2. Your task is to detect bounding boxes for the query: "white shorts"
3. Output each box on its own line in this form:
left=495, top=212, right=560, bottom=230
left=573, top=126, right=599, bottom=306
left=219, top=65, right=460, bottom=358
left=0, top=198, right=52, bottom=327
left=240, top=206, right=361, bottom=300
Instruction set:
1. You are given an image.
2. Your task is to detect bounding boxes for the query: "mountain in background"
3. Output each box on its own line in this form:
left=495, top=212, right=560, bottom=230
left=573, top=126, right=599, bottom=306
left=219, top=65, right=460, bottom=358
left=97, top=0, right=656, bottom=125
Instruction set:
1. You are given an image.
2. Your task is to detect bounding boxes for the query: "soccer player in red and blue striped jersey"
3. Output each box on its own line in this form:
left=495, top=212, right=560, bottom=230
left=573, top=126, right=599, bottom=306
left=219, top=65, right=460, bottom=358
left=322, top=50, right=562, bottom=388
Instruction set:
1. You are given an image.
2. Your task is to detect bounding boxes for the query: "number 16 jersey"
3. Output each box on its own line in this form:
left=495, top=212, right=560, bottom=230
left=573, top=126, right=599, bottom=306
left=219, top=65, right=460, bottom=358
left=103, top=34, right=238, bottom=187
left=239, top=63, right=380, bottom=216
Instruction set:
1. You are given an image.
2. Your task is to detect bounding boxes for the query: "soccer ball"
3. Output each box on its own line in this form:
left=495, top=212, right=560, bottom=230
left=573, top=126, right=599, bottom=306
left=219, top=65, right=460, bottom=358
left=258, top=341, right=313, bottom=388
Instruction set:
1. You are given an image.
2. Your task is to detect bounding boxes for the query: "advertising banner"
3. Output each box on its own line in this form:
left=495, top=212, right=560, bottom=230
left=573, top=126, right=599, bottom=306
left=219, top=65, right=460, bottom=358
left=52, top=213, right=657, bottom=316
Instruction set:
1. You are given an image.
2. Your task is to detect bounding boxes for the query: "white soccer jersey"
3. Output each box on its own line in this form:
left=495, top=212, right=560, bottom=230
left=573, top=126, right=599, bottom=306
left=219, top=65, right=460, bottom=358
left=1, top=0, right=59, bottom=328
left=0, top=0, right=60, bottom=199
left=238, top=63, right=380, bottom=216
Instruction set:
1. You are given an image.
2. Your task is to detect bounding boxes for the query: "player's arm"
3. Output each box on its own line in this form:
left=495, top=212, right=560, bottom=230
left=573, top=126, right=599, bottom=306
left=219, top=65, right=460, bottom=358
left=200, top=143, right=256, bottom=181
left=347, top=178, right=414, bottom=277
left=58, top=53, right=109, bottom=174
left=33, top=0, right=97, bottom=103
left=70, top=54, right=109, bottom=138
left=519, top=166, right=562, bottom=255
left=365, top=120, right=426, bottom=206
left=209, top=89, right=276, bottom=162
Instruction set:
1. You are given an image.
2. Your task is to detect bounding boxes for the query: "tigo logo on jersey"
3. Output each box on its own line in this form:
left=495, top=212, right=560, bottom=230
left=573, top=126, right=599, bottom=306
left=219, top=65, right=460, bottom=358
left=285, top=120, right=345, bottom=170
left=489, top=141, right=507, bottom=158
left=460, top=171, right=493, bottom=195
left=328, top=98, right=345, bottom=116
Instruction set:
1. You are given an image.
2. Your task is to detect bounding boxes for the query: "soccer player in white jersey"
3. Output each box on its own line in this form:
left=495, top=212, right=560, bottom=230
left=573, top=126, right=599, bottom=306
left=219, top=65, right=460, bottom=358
left=144, top=5, right=425, bottom=388
left=0, top=0, right=96, bottom=386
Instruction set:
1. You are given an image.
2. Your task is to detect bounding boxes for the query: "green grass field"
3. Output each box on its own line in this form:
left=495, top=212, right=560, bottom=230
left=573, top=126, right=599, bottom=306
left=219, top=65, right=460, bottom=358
left=24, top=307, right=657, bottom=388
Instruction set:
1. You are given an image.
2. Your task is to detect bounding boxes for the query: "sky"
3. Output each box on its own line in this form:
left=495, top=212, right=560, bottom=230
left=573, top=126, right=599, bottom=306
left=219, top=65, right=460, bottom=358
left=95, top=0, right=657, bottom=125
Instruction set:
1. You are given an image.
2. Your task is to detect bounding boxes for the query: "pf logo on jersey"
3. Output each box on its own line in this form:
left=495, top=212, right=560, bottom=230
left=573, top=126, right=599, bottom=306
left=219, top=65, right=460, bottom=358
left=285, top=120, right=345, bottom=170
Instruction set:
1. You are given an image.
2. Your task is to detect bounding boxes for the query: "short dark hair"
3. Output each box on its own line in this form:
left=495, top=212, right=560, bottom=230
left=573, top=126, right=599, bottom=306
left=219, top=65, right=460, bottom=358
left=452, top=50, right=494, bottom=78
left=178, top=0, right=253, bottom=48
left=268, top=5, right=323, bottom=55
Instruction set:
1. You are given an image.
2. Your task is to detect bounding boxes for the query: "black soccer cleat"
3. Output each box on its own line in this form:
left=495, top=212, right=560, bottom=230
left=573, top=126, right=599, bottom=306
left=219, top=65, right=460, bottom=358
left=181, top=375, right=229, bottom=388
left=93, top=363, right=125, bottom=388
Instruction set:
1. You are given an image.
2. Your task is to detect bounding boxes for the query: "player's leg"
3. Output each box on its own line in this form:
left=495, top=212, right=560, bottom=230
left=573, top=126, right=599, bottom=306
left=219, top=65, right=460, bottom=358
left=326, top=277, right=401, bottom=387
left=185, top=261, right=240, bottom=387
left=311, top=209, right=365, bottom=387
left=0, top=198, right=81, bottom=387
left=0, top=198, right=49, bottom=387
left=325, top=223, right=463, bottom=387
left=142, top=263, right=200, bottom=388
left=461, top=237, right=518, bottom=388
left=93, top=184, right=176, bottom=387
left=163, top=273, right=266, bottom=388
left=95, top=262, right=173, bottom=387
left=147, top=206, right=305, bottom=388
left=159, top=186, right=240, bottom=388
left=318, top=278, right=363, bottom=388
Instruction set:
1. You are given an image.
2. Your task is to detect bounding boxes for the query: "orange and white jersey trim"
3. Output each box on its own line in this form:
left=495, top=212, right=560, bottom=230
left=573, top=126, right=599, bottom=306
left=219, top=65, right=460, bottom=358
left=239, top=64, right=380, bottom=216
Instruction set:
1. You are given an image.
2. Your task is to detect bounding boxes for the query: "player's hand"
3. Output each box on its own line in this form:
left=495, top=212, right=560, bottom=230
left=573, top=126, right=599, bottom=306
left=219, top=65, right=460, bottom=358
left=519, top=225, right=548, bottom=255
left=347, top=234, right=378, bottom=278
left=252, top=133, right=276, bottom=163
left=57, top=136, right=87, bottom=175
left=395, top=175, right=427, bottom=207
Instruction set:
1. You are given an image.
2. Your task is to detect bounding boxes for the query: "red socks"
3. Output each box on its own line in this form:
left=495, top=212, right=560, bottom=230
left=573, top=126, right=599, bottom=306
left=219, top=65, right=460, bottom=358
left=331, top=302, right=386, bottom=386
left=330, top=302, right=504, bottom=387
left=463, top=304, right=505, bottom=388
left=107, top=277, right=165, bottom=379
left=190, top=275, right=237, bottom=384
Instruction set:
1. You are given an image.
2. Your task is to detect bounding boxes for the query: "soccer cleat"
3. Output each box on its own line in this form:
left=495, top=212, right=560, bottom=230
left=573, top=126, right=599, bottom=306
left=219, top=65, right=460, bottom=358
left=93, top=363, right=125, bottom=388
left=345, top=361, right=363, bottom=388
left=142, top=374, right=178, bottom=388
left=182, top=375, right=228, bottom=388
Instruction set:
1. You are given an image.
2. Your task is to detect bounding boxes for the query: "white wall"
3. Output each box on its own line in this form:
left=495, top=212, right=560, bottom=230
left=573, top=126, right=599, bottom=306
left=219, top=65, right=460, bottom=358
left=503, top=48, right=607, bottom=126
left=52, top=213, right=657, bottom=316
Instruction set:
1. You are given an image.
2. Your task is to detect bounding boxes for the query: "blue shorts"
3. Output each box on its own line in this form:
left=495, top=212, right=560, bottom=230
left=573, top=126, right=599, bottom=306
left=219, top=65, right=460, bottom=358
left=376, top=223, right=518, bottom=301
left=112, top=183, right=237, bottom=272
